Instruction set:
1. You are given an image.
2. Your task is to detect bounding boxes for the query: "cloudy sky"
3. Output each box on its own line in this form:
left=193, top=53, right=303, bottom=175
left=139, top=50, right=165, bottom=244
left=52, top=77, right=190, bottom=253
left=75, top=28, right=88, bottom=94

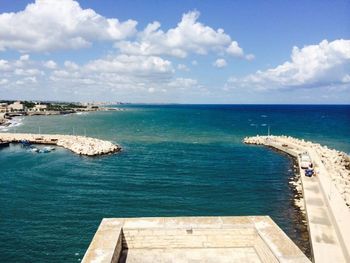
left=0, top=0, right=349, bottom=103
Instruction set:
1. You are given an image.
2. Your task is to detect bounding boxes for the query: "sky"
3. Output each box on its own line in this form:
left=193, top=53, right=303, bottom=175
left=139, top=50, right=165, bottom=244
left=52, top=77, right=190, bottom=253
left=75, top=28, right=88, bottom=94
left=0, top=0, right=349, bottom=104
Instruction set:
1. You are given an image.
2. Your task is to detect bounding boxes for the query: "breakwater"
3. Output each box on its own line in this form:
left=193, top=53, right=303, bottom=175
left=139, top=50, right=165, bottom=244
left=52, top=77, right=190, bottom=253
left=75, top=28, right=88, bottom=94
left=0, top=132, right=120, bottom=156
left=244, top=135, right=350, bottom=263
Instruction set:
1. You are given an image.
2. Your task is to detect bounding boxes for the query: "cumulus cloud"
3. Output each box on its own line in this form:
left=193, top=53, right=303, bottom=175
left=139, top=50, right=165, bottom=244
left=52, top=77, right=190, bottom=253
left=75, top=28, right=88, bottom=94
left=213, top=58, right=227, bottom=68
left=20, top=54, right=30, bottom=61
left=44, top=60, right=57, bottom=69
left=0, top=78, right=8, bottom=85
left=177, top=64, right=190, bottom=71
left=228, top=39, right=350, bottom=90
left=115, top=11, right=248, bottom=59
left=245, top=54, right=255, bottom=61
left=168, top=77, right=198, bottom=88
left=84, top=55, right=173, bottom=76
left=0, top=0, right=137, bottom=52
left=0, top=55, right=46, bottom=90
left=47, top=54, right=176, bottom=98
left=226, top=42, right=243, bottom=57
left=0, top=59, right=10, bottom=71
left=0, top=53, right=182, bottom=100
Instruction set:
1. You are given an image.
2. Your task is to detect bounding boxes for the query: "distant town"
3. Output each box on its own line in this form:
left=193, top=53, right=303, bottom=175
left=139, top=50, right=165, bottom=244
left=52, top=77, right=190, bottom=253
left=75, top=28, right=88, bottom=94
left=0, top=100, right=124, bottom=127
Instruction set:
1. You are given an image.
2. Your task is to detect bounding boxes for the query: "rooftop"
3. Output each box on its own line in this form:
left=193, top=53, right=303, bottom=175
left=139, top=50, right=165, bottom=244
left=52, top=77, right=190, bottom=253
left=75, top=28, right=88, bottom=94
left=82, top=216, right=310, bottom=263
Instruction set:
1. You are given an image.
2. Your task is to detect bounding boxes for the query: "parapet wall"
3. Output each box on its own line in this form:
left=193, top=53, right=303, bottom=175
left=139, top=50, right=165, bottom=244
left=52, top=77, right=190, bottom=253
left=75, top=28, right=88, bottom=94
left=82, top=216, right=310, bottom=263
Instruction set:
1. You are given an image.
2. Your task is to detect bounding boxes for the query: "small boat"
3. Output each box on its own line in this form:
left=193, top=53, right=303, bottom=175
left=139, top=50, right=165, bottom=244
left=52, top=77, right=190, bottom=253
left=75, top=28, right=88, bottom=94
left=41, top=146, right=55, bottom=153
left=30, top=147, right=39, bottom=153
left=20, top=140, right=31, bottom=147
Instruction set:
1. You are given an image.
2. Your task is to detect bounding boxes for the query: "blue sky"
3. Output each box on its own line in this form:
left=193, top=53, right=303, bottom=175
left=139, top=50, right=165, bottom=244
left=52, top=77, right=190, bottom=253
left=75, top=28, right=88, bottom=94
left=0, top=0, right=349, bottom=103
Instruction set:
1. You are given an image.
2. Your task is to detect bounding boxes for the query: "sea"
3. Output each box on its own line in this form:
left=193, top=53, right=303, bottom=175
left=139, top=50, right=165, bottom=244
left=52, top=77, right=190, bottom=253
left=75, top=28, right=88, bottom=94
left=1, top=104, right=349, bottom=262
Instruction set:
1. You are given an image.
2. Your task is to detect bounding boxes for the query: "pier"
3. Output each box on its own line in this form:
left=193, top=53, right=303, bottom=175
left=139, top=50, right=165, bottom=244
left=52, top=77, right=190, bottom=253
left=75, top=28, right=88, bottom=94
left=0, top=132, right=120, bottom=156
left=244, top=135, right=350, bottom=263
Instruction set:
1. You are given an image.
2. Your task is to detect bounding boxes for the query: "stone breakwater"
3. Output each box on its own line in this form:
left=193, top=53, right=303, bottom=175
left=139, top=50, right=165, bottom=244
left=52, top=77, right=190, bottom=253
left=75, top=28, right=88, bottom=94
left=0, top=132, right=120, bottom=156
left=244, top=135, right=350, bottom=206
left=244, top=135, right=350, bottom=263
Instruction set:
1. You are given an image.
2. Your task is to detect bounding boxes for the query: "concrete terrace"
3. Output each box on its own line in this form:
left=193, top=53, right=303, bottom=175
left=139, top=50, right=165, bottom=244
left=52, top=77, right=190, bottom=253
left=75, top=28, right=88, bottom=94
left=244, top=136, right=350, bottom=263
left=82, top=216, right=310, bottom=263
left=0, top=132, right=120, bottom=156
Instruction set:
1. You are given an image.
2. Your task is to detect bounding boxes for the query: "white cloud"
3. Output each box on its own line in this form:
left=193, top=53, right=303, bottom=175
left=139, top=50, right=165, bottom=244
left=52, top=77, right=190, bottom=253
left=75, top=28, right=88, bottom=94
left=115, top=11, right=248, bottom=59
left=20, top=54, right=30, bottom=61
left=15, top=68, right=43, bottom=76
left=0, top=53, right=184, bottom=100
left=47, top=54, right=176, bottom=98
left=168, top=77, right=198, bottom=88
left=64, top=61, right=79, bottom=70
left=0, top=0, right=137, bottom=52
left=44, top=60, right=57, bottom=69
left=213, top=58, right=227, bottom=68
left=0, top=78, right=8, bottom=85
left=226, top=42, right=243, bottom=57
left=148, top=87, right=155, bottom=93
left=0, top=59, right=10, bottom=71
left=228, top=39, right=350, bottom=90
left=84, top=55, right=173, bottom=75
left=245, top=54, right=255, bottom=61
left=177, top=64, right=190, bottom=71
left=342, top=74, right=350, bottom=83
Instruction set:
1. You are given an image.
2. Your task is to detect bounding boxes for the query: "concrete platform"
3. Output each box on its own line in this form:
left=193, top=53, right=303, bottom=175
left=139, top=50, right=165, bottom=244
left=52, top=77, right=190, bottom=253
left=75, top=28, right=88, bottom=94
left=82, top=216, right=310, bottom=263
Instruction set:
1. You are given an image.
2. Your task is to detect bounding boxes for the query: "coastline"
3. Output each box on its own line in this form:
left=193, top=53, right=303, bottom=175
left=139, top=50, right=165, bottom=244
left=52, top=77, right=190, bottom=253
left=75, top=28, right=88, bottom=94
left=0, top=107, right=124, bottom=131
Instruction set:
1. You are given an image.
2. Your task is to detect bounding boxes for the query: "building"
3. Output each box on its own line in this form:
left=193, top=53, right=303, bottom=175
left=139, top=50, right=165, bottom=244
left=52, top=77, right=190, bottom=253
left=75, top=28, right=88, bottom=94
left=34, top=104, right=47, bottom=111
left=7, top=101, right=24, bottom=112
left=0, top=103, right=8, bottom=113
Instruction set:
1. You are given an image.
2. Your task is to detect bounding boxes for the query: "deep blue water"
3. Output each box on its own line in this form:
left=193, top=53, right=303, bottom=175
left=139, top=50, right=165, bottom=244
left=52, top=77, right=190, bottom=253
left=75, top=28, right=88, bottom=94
left=1, top=105, right=349, bottom=262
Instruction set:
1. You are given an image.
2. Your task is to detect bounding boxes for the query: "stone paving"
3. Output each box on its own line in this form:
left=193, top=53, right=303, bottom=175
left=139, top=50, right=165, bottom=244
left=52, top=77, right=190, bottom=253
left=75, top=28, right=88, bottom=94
left=82, top=216, right=310, bottom=263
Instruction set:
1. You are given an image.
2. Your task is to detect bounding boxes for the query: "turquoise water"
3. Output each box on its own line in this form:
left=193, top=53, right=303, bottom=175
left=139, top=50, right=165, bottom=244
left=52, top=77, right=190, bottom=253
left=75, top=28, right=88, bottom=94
left=1, top=105, right=349, bottom=262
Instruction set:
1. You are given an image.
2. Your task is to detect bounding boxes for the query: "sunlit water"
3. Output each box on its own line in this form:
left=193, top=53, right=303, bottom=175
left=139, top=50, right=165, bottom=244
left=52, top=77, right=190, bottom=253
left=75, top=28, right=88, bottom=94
left=1, top=105, right=349, bottom=262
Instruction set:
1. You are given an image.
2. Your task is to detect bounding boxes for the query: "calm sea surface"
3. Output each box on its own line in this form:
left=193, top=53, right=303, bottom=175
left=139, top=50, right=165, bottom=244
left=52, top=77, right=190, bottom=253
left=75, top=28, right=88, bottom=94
left=1, top=105, right=349, bottom=262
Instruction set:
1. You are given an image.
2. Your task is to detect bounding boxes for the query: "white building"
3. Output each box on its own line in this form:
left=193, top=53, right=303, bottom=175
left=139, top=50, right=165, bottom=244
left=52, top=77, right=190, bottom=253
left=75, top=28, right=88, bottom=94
left=34, top=104, right=47, bottom=111
left=8, top=101, right=24, bottom=112
left=0, top=103, right=8, bottom=113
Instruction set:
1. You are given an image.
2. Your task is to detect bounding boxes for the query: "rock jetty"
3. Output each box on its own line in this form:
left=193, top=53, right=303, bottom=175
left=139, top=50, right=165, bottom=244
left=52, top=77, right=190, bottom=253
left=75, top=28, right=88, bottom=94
left=244, top=135, right=350, bottom=206
left=244, top=135, right=350, bottom=262
left=0, top=132, right=120, bottom=156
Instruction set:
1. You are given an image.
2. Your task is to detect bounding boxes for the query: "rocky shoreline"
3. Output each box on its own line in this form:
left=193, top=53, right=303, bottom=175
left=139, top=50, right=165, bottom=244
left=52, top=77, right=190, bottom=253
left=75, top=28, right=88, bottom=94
left=0, top=107, right=125, bottom=129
